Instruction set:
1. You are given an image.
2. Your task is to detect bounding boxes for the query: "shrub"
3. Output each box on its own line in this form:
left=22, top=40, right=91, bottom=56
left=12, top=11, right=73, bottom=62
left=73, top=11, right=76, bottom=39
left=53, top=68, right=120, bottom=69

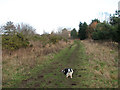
left=2, top=33, right=29, bottom=50
left=92, top=30, right=111, bottom=40
left=49, top=35, right=62, bottom=44
left=92, top=32, right=100, bottom=40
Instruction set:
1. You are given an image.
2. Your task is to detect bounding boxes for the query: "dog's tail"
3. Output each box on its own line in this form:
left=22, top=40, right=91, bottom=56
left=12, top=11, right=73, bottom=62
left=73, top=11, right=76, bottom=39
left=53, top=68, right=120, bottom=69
left=69, top=68, right=73, bottom=73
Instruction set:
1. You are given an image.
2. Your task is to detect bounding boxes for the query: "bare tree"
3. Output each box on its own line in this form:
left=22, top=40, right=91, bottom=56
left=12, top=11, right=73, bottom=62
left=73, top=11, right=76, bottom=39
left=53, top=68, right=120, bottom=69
left=16, top=23, right=36, bottom=36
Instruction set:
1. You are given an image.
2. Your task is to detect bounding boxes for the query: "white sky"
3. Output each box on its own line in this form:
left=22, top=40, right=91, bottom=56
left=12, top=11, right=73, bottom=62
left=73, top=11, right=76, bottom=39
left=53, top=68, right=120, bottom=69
left=0, top=0, right=119, bottom=34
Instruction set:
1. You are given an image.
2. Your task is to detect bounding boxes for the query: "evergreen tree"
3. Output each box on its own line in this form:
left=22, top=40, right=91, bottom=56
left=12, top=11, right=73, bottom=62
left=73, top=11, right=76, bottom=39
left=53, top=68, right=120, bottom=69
left=71, top=28, right=77, bottom=39
left=110, top=11, right=120, bottom=43
left=78, top=22, right=88, bottom=40
left=3, top=21, right=16, bottom=35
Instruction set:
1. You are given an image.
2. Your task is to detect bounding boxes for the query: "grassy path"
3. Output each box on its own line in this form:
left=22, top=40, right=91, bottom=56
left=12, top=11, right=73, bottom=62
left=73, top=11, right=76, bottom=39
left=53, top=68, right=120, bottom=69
left=16, top=40, right=91, bottom=88
left=5, top=40, right=117, bottom=88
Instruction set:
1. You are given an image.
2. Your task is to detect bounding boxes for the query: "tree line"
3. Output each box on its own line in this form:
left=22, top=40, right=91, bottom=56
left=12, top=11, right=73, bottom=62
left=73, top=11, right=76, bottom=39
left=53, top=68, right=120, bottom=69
left=1, top=22, right=36, bottom=50
left=70, top=10, right=120, bottom=45
left=1, top=22, right=68, bottom=50
left=1, top=10, right=120, bottom=50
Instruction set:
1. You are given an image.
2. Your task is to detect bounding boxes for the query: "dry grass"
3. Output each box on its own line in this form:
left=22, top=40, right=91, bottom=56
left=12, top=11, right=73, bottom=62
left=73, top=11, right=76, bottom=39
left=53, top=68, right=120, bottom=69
left=2, top=40, right=73, bottom=87
left=81, top=39, right=118, bottom=88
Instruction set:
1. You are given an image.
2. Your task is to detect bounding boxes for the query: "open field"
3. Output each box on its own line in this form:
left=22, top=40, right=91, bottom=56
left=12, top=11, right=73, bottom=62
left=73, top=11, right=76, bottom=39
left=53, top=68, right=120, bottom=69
left=1, top=0, right=119, bottom=88
left=2, top=40, right=118, bottom=88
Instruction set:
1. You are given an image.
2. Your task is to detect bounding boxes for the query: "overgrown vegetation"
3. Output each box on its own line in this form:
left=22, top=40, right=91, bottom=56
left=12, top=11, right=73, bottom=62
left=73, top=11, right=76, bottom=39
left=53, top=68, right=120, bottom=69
left=1, top=21, right=36, bottom=50
left=91, top=17, right=119, bottom=42
left=91, top=22, right=113, bottom=40
left=2, top=33, right=29, bottom=50
left=1, top=21, right=68, bottom=50
left=75, top=10, right=119, bottom=46
left=2, top=38, right=72, bottom=88
left=2, top=40, right=118, bottom=88
left=1, top=9, right=119, bottom=88
left=92, top=11, right=119, bottom=45
left=82, top=40, right=118, bottom=88
left=2, top=21, right=73, bottom=87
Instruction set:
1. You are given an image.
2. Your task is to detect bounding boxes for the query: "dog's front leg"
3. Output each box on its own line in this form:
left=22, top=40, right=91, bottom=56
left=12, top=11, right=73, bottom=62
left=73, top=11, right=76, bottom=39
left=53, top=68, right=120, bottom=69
left=70, top=73, right=72, bottom=78
left=70, top=75, right=72, bottom=78
left=66, top=74, right=69, bottom=78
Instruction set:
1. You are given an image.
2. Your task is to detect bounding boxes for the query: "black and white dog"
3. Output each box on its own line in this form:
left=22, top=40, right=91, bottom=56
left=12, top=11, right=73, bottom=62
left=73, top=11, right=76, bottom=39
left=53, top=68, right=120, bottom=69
left=62, top=68, right=73, bottom=78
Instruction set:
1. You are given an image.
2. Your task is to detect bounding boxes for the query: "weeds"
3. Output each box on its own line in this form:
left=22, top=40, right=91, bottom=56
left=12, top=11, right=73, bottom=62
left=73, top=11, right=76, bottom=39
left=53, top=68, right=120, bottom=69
left=2, top=37, right=73, bottom=87
left=81, top=39, right=118, bottom=88
left=2, top=39, right=118, bottom=88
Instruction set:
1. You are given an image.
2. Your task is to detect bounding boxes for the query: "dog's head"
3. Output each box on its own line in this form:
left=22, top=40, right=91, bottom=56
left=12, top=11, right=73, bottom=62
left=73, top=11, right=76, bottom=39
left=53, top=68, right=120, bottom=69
left=61, top=70, right=65, bottom=72
left=61, top=69, right=66, bottom=75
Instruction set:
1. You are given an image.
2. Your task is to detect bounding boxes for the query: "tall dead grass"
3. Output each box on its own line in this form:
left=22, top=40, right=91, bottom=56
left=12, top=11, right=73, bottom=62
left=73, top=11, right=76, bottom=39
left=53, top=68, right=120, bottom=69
left=2, top=40, right=73, bottom=87
left=81, top=39, right=118, bottom=88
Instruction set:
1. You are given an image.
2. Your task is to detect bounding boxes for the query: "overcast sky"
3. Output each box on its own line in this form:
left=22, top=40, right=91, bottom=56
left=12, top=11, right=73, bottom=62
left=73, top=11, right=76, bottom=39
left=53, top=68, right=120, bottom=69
left=0, top=0, right=119, bottom=34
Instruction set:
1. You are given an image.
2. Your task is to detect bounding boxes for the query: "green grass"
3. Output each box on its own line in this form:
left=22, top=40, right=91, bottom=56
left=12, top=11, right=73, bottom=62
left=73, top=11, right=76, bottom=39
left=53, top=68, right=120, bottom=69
left=14, top=40, right=92, bottom=88
left=3, top=41, right=75, bottom=88
left=3, top=40, right=118, bottom=88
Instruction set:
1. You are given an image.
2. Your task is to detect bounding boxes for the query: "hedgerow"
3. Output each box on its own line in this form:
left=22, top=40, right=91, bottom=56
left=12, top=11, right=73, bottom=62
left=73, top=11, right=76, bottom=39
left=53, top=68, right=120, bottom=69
left=2, top=33, right=29, bottom=50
